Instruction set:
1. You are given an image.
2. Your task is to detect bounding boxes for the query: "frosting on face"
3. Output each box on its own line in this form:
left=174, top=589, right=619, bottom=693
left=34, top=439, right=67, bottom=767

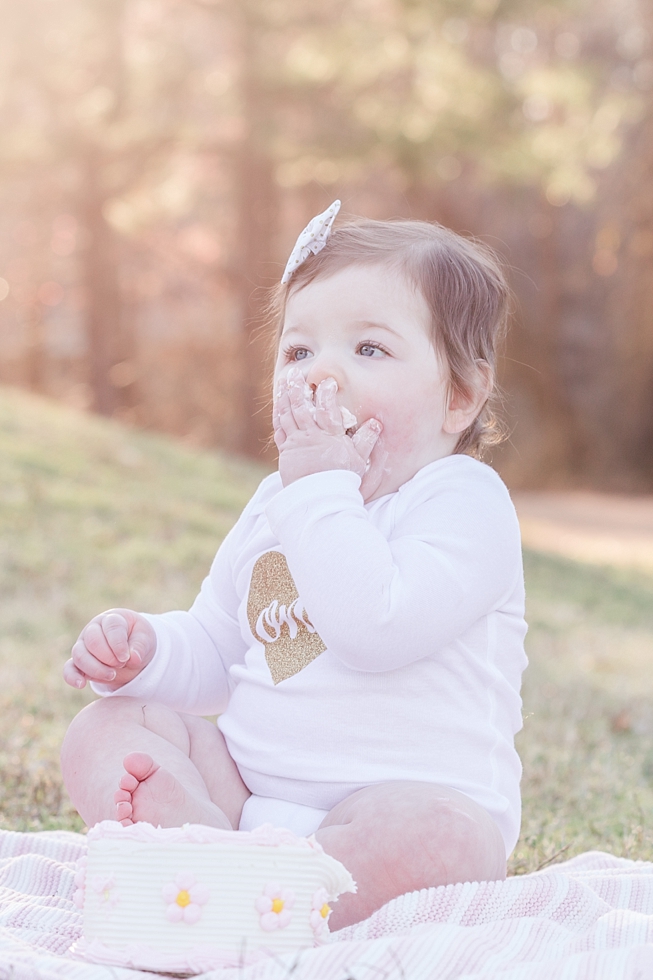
left=340, top=405, right=358, bottom=430
left=280, top=371, right=358, bottom=433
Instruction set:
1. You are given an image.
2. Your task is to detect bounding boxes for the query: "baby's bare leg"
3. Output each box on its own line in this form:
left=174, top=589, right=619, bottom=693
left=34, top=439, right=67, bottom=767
left=60, top=696, right=250, bottom=829
left=315, top=782, right=506, bottom=930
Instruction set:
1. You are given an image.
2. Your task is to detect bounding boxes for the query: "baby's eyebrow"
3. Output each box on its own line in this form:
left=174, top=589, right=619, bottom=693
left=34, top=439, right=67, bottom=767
left=281, top=320, right=404, bottom=342
left=351, top=320, right=403, bottom=340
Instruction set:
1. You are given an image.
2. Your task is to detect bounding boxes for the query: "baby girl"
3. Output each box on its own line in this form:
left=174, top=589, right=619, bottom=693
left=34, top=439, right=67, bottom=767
left=61, top=203, right=528, bottom=930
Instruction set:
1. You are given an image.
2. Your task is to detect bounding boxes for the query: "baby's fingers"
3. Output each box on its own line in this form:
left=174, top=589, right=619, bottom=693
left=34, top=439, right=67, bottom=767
left=101, top=611, right=130, bottom=664
left=314, top=378, right=344, bottom=434
left=126, top=617, right=157, bottom=668
left=81, top=620, right=121, bottom=668
left=286, top=369, right=316, bottom=429
left=272, top=398, right=287, bottom=449
left=275, top=387, right=298, bottom=440
left=352, top=418, right=383, bottom=462
left=69, top=637, right=118, bottom=684
left=63, top=658, right=88, bottom=690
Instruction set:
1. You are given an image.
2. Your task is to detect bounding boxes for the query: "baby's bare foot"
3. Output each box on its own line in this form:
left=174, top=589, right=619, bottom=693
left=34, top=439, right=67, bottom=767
left=113, top=752, right=231, bottom=830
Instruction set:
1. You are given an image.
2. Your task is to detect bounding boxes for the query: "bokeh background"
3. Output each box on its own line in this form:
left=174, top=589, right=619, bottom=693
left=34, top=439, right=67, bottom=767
left=1, top=0, right=652, bottom=488
left=1, top=0, right=653, bottom=869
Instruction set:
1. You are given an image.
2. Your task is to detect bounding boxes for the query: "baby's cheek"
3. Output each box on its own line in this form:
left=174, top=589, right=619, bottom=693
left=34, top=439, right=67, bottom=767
left=378, top=411, right=422, bottom=454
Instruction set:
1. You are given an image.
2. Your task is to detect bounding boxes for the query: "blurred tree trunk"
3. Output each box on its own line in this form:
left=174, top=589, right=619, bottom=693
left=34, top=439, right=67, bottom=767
left=604, top=113, right=653, bottom=483
left=79, top=147, right=122, bottom=416
left=24, top=219, right=47, bottom=393
left=593, top=6, right=653, bottom=486
left=233, top=146, right=279, bottom=457
left=529, top=201, right=591, bottom=477
left=25, top=300, right=45, bottom=393
left=230, top=0, right=280, bottom=458
left=77, top=0, right=137, bottom=418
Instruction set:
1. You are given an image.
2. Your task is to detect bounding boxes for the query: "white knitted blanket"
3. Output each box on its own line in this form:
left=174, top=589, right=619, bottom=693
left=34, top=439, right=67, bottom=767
left=2, top=828, right=653, bottom=979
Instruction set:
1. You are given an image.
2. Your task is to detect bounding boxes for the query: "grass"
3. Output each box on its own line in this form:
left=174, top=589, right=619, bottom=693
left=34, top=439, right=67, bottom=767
left=1, top=386, right=653, bottom=875
left=0, top=387, right=265, bottom=832
left=513, top=551, right=653, bottom=872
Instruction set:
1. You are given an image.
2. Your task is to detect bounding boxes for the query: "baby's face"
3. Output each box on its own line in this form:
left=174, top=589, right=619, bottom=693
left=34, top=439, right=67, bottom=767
left=274, top=263, right=465, bottom=500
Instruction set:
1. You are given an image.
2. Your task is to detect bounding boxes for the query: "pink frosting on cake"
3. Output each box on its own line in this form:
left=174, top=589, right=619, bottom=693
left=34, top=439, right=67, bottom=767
left=86, top=819, right=325, bottom=849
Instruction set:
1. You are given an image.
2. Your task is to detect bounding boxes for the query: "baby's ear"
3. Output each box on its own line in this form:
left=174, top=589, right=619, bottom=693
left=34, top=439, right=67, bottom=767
left=443, top=361, right=493, bottom=435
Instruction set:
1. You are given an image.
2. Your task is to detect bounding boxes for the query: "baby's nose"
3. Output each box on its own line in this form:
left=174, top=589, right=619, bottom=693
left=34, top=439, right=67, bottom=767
left=305, top=360, right=341, bottom=391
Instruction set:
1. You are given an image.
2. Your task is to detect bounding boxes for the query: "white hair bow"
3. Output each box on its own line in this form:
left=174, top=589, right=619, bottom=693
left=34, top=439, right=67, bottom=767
left=281, top=200, right=341, bottom=284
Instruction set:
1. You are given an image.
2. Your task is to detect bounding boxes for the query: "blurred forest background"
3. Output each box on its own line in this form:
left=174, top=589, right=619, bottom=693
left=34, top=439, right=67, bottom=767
left=0, top=0, right=652, bottom=489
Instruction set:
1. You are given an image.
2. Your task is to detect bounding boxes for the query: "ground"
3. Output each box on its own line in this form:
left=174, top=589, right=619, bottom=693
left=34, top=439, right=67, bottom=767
left=1, top=386, right=653, bottom=875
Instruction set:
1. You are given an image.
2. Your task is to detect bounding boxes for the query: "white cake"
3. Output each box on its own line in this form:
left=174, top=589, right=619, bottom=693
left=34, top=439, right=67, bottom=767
left=71, top=821, right=355, bottom=975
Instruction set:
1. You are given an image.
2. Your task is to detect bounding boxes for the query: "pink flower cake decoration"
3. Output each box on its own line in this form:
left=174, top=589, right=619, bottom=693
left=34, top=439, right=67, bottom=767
left=162, top=872, right=210, bottom=924
left=92, top=875, right=119, bottom=908
left=256, top=883, right=295, bottom=931
left=310, top=887, right=331, bottom=939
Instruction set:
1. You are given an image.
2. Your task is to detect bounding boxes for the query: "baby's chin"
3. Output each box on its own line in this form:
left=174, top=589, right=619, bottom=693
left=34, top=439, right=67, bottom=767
left=361, top=444, right=448, bottom=501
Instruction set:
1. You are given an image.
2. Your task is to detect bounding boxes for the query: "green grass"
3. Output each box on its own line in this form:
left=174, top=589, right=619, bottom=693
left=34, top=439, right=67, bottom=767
left=0, top=387, right=266, bottom=831
left=1, top=386, right=653, bottom=876
left=513, top=551, right=653, bottom=873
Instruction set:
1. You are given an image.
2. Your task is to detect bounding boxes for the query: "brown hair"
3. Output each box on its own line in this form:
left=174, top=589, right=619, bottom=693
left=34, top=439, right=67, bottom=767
left=269, top=217, right=509, bottom=457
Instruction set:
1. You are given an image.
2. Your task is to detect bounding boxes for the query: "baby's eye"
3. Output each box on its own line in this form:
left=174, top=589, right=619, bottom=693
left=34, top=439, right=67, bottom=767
left=357, top=343, right=387, bottom=358
left=284, top=346, right=311, bottom=362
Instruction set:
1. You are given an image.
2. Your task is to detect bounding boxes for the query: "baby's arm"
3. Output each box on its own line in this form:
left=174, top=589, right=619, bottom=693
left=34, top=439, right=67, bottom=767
left=64, top=609, right=155, bottom=690
left=64, top=598, right=237, bottom=717
left=266, top=465, right=523, bottom=672
left=63, top=606, right=234, bottom=713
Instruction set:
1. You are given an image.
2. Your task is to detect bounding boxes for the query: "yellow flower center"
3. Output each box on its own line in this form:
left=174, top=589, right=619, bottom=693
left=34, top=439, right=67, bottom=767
left=176, top=889, right=191, bottom=908
left=271, top=897, right=284, bottom=914
left=320, top=903, right=330, bottom=919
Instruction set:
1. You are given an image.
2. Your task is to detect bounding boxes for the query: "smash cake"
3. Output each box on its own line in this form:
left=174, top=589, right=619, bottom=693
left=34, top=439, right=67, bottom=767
left=71, top=820, right=355, bottom=975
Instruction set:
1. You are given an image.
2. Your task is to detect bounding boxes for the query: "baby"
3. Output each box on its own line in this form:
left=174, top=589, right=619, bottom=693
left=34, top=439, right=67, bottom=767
left=61, top=203, right=528, bottom=930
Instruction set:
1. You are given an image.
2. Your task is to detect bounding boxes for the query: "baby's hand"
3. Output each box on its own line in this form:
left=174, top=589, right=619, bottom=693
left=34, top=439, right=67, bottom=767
left=63, top=609, right=156, bottom=691
left=273, top=369, right=382, bottom=486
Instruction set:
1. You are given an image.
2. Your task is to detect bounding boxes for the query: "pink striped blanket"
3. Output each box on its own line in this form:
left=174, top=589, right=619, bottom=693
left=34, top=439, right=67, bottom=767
left=2, top=829, right=653, bottom=978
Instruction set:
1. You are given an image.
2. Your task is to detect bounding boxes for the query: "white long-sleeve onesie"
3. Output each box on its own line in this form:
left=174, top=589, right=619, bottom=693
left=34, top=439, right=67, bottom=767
left=99, top=455, right=528, bottom=855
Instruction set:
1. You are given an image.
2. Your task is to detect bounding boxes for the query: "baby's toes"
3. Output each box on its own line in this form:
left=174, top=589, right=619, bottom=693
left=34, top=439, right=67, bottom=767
left=115, top=800, right=133, bottom=821
left=114, top=789, right=131, bottom=804
left=119, top=773, right=139, bottom=792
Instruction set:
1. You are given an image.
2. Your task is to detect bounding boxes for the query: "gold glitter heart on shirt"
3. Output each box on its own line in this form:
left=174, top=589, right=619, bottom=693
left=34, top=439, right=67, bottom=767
left=247, top=551, right=326, bottom=685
